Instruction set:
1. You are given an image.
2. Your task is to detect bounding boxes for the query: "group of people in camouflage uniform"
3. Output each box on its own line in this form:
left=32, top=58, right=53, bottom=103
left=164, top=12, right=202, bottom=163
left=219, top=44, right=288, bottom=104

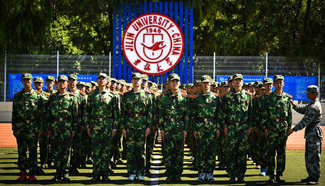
left=12, top=71, right=322, bottom=184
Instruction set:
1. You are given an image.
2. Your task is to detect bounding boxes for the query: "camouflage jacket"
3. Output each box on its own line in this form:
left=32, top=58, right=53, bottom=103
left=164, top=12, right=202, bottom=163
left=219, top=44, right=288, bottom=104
left=292, top=99, right=323, bottom=139
left=12, top=89, right=41, bottom=134
left=262, top=91, right=292, bottom=133
left=36, top=90, right=50, bottom=131
left=220, top=90, right=253, bottom=130
left=191, top=92, right=221, bottom=131
left=87, top=89, right=118, bottom=132
left=120, top=90, right=153, bottom=130
left=156, top=90, right=188, bottom=132
left=79, top=92, right=88, bottom=128
left=47, top=92, right=79, bottom=133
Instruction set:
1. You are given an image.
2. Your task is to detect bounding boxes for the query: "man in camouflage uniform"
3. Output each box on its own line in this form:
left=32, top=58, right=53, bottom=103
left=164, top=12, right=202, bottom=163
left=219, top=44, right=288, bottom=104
left=288, top=85, right=323, bottom=185
left=262, top=75, right=292, bottom=183
left=33, top=77, right=50, bottom=172
left=47, top=75, right=78, bottom=182
left=87, top=73, right=118, bottom=182
left=157, top=73, right=188, bottom=182
left=12, top=73, right=40, bottom=182
left=191, top=75, right=221, bottom=182
left=221, top=74, right=253, bottom=183
left=121, top=72, right=152, bottom=181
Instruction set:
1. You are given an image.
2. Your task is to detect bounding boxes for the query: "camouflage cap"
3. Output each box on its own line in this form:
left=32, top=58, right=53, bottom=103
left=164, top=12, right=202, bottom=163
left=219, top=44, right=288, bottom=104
left=142, top=74, right=149, bottom=80
left=85, top=82, right=91, bottom=87
left=120, top=80, right=126, bottom=85
left=248, top=82, right=255, bottom=86
left=22, top=73, right=32, bottom=80
left=68, top=74, right=78, bottom=80
left=33, top=77, right=44, bottom=83
left=221, top=81, right=229, bottom=87
left=232, top=73, right=243, bottom=80
left=46, top=76, right=55, bottom=81
left=244, top=83, right=249, bottom=87
left=132, top=72, right=142, bottom=79
left=200, top=75, right=212, bottom=83
left=228, top=76, right=233, bottom=82
left=77, top=82, right=86, bottom=87
left=263, top=78, right=273, bottom=84
left=58, top=75, right=68, bottom=81
left=98, top=72, right=108, bottom=79
left=306, top=85, right=319, bottom=94
left=167, top=73, right=180, bottom=81
left=274, top=75, right=284, bottom=81
left=194, top=80, right=201, bottom=86
left=253, top=81, right=263, bottom=88
left=90, top=81, right=98, bottom=86
left=110, top=78, right=117, bottom=83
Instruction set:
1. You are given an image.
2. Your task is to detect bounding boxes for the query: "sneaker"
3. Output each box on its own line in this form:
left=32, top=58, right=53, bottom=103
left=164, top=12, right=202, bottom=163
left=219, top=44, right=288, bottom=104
left=101, top=176, right=110, bottom=182
left=16, top=171, right=27, bottom=181
left=307, top=180, right=318, bottom=185
left=206, top=173, right=215, bottom=182
left=28, top=175, right=37, bottom=182
left=198, top=173, right=205, bottom=182
left=61, top=176, right=70, bottom=182
left=90, top=176, right=100, bottom=183
left=229, top=177, right=236, bottom=184
left=138, top=175, right=145, bottom=181
left=50, top=175, right=60, bottom=182
left=128, top=174, right=136, bottom=181
left=237, top=177, right=245, bottom=183
left=268, top=176, right=275, bottom=183
left=260, top=168, right=267, bottom=176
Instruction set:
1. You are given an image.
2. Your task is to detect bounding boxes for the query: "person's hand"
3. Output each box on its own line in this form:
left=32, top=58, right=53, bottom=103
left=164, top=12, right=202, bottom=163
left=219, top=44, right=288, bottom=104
left=216, top=130, right=220, bottom=138
left=122, top=129, right=127, bottom=138
left=193, top=131, right=198, bottom=139
left=288, top=128, right=294, bottom=136
left=71, top=131, right=75, bottom=138
left=248, top=128, right=253, bottom=135
left=112, top=129, right=117, bottom=136
left=224, top=127, right=228, bottom=137
left=160, top=130, right=165, bottom=141
left=183, top=130, right=187, bottom=142
left=145, top=127, right=151, bottom=137
left=264, top=129, right=268, bottom=136
left=37, top=131, right=43, bottom=138
left=87, top=128, right=91, bottom=137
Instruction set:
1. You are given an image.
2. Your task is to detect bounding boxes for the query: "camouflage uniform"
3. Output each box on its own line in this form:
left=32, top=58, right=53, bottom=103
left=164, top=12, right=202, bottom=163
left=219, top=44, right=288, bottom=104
left=120, top=78, right=152, bottom=176
left=78, top=86, right=90, bottom=167
left=12, top=74, right=40, bottom=176
left=88, top=75, right=118, bottom=178
left=191, top=91, right=221, bottom=174
left=291, top=85, right=323, bottom=182
left=47, top=75, right=79, bottom=179
left=262, top=88, right=292, bottom=178
left=157, top=74, right=188, bottom=180
left=221, top=74, right=252, bottom=181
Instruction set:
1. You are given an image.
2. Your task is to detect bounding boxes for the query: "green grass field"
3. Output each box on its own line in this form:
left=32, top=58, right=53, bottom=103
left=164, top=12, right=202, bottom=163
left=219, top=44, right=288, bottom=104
left=0, top=145, right=324, bottom=185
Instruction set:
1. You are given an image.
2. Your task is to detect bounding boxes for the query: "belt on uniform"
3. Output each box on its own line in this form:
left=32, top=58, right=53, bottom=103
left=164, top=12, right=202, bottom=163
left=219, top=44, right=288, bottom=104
left=228, top=121, right=240, bottom=126
left=170, top=117, right=183, bottom=122
left=94, top=118, right=112, bottom=121
left=56, top=118, right=68, bottom=122
left=197, top=118, right=213, bottom=122
left=129, top=113, right=145, bottom=118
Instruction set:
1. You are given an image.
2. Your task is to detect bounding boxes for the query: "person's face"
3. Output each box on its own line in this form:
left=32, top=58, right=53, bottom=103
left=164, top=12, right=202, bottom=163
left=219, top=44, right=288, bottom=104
left=232, top=79, right=243, bottom=90
left=46, top=80, right=54, bottom=90
left=97, top=76, right=108, bottom=87
left=264, top=83, right=273, bottom=92
left=110, top=82, right=116, bottom=90
left=58, top=80, right=68, bottom=91
left=132, top=78, right=142, bottom=88
left=86, top=87, right=91, bottom=94
left=22, top=79, right=32, bottom=89
left=169, top=79, right=180, bottom=90
left=307, top=92, right=317, bottom=100
left=79, top=86, right=86, bottom=93
left=274, top=79, right=284, bottom=90
left=68, top=79, right=77, bottom=89
left=34, top=82, right=43, bottom=90
left=141, top=79, right=148, bottom=88
left=201, top=82, right=211, bottom=92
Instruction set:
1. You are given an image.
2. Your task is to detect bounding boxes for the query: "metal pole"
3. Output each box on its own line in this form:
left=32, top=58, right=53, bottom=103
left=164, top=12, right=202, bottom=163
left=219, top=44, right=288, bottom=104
left=109, top=52, right=112, bottom=77
left=318, top=63, right=321, bottom=97
left=4, top=52, right=7, bottom=102
left=213, top=52, right=216, bottom=81
left=265, top=52, right=268, bottom=77
left=56, top=50, right=59, bottom=77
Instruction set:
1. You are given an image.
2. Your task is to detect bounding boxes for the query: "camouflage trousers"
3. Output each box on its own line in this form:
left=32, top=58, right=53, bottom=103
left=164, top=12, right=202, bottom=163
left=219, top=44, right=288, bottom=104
left=265, top=134, right=287, bottom=177
left=145, top=126, right=157, bottom=170
left=126, top=129, right=146, bottom=175
left=186, top=127, right=197, bottom=168
left=52, top=132, right=72, bottom=176
left=249, top=128, right=267, bottom=167
left=196, top=130, right=217, bottom=173
left=225, top=126, right=249, bottom=179
left=16, top=134, right=38, bottom=175
left=80, top=129, right=91, bottom=166
left=92, top=132, right=112, bottom=177
left=111, top=130, right=122, bottom=163
left=163, top=130, right=184, bottom=178
left=70, top=129, right=83, bottom=169
left=39, top=133, right=49, bottom=165
left=217, top=133, right=227, bottom=167
left=305, top=136, right=322, bottom=181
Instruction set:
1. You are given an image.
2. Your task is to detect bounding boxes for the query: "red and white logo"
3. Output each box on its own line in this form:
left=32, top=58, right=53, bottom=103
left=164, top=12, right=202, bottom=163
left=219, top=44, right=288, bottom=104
left=123, top=13, right=184, bottom=75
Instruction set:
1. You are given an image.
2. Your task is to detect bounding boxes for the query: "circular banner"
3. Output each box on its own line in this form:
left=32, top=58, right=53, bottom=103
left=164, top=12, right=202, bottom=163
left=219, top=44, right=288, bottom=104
left=123, top=13, right=184, bottom=75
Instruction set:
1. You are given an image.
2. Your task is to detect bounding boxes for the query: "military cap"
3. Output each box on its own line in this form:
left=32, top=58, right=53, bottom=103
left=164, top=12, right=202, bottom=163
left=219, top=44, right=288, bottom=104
left=22, top=73, right=32, bottom=80
left=228, top=76, right=233, bottom=82
left=253, top=81, right=262, bottom=88
left=201, top=75, right=212, bottom=83
left=186, top=84, right=193, bottom=88
left=263, top=78, right=273, bottom=84
left=212, top=82, right=218, bottom=88
left=167, top=73, right=180, bottom=81
left=77, top=82, right=86, bottom=87
left=244, top=83, right=249, bottom=87
left=58, top=75, right=68, bottom=81
left=194, top=80, right=201, bottom=86
left=306, top=85, right=319, bottom=94
left=120, top=80, right=126, bottom=85
left=232, top=73, right=243, bottom=80
left=248, top=82, right=255, bottom=86
left=33, top=77, right=44, bottom=83
left=46, top=76, right=55, bottom=81
left=68, top=74, right=78, bottom=80
left=90, top=81, right=97, bottom=86
left=132, top=72, right=142, bottom=79
left=142, top=74, right=149, bottom=80
left=98, top=72, right=108, bottom=79
left=221, top=81, right=229, bottom=87
left=273, top=75, right=284, bottom=81
left=85, top=82, right=91, bottom=87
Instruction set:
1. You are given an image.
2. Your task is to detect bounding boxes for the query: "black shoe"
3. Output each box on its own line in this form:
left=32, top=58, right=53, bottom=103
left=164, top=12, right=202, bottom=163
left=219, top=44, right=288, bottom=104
left=307, top=180, right=319, bottom=185
left=101, top=176, right=110, bottom=182
left=174, top=177, right=181, bottom=182
left=144, top=169, right=150, bottom=176
left=166, top=177, right=175, bottom=183
left=301, top=177, right=312, bottom=182
left=69, top=168, right=79, bottom=175
left=229, top=177, right=236, bottom=184
left=50, top=176, right=60, bottom=182
left=268, top=177, right=275, bottom=183
left=276, top=176, right=285, bottom=183
left=90, top=176, right=100, bottom=183
left=61, top=176, right=70, bottom=182
left=237, top=177, right=245, bottom=183
left=36, top=167, right=45, bottom=175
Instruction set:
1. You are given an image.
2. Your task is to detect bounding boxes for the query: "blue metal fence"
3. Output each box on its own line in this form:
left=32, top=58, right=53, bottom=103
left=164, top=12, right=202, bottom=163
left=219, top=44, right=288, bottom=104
left=112, top=1, right=194, bottom=83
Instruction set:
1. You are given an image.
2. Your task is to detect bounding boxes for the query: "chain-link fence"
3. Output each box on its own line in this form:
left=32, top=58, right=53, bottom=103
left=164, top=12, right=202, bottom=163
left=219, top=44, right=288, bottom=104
left=0, top=53, right=324, bottom=101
